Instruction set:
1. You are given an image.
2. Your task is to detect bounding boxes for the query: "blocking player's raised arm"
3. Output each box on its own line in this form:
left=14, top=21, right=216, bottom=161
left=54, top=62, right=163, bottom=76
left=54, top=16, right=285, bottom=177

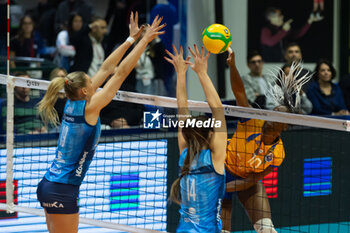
left=164, top=45, right=190, bottom=153
left=187, top=45, right=227, bottom=163
left=91, top=12, right=145, bottom=91
left=87, top=15, right=165, bottom=113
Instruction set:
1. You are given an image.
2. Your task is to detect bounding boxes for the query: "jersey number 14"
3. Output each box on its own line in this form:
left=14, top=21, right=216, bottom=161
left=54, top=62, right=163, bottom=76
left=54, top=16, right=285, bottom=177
left=187, top=179, right=196, bottom=201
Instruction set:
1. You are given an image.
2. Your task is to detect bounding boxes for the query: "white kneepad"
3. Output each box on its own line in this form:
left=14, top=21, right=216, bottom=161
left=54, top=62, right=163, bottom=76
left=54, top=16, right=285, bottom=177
left=253, top=218, right=277, bottom=233
left=257, top=229, right=277, bottom=233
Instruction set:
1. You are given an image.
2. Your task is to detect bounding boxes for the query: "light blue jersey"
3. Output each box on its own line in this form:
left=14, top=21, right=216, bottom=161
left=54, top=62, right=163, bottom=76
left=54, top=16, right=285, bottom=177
left=177, top=148, right=225, bottom=233
left=45, top=100, right=101, bottom=185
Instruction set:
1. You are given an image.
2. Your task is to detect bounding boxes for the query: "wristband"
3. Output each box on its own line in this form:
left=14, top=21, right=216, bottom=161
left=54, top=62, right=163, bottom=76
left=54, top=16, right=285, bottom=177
left=126, top=37, right=135, bottom=44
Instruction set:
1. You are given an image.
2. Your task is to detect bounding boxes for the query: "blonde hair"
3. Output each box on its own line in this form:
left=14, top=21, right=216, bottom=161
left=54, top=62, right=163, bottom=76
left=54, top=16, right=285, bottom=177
left=38, top=71, right=87, bottom=126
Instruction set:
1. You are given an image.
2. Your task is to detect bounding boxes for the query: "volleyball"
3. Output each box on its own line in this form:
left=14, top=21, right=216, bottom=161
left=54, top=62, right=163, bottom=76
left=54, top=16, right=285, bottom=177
left=202, top=24, right=232, bottom=54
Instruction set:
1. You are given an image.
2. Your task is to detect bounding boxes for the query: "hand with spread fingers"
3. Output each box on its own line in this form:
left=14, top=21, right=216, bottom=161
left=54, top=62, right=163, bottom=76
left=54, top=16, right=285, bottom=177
left=129, top=11, right=145, bottom=40
left=186, top=44, right=210, bottom=74
left=164, top=45, right=191, bottom=76
left=142, top=15, right=166, bottom=43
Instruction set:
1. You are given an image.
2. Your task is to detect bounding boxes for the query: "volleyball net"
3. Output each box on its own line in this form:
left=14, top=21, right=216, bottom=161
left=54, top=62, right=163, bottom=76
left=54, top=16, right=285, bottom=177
left=1, top=74, right=350, bottom=233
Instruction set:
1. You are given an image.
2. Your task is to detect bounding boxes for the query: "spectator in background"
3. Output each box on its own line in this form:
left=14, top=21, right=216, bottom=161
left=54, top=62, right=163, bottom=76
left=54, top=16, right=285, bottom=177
left=150, top=0, right=177, bottom=53
left=49, top=68, right=67, bottom=98
left=55, top=12, right=83, bottom=71
left=134, top=25, right=166, bottom=95
left=9, top=0, right=24, bottom=35
left=69, top=16, right=108, bottom=77
left=284, top=42, right=312, bottom=90
left=129, top=0, right=156, bottom=24
left=35, top=0, right=62, bottom=48
left=241, top=51, right=271, bottom=109
left=306, top=59, right=349, bottom=116
left=99, top=61, right=145, bottom=129
left=339, top=74, right=350, bottom=111
left=284, top=42, right=303, bottom=64
left=27, top=0, right=52, bottom=23
left=150, top=0, right=178, bottom=97
left=54, top=0, right=93, bottom=34
left=10, top=15, right=45, bottom=68
left=147, top=35, right=168, bottom=96
left=266, top=63, right=313, bottom=114
left=260, top=7, right=322, bottom=62
left=78, top=13, right=142, bottom=129
left=100, top=102, right=144, bottom=129
left=1, top=72, right=47, bottom=134
left=105, top=0, right=131, bottom=54
left=100, top=72, right=145, bottom=129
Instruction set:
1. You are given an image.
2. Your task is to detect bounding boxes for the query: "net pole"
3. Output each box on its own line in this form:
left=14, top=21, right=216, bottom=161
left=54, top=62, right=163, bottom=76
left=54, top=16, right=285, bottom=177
left=5, top=0, right=15, bottom=213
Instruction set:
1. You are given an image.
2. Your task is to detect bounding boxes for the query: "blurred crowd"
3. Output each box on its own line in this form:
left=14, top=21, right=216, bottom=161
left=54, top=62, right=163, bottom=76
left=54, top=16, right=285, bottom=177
left=1, top=0, right=350, bottom=135
left=240, top=45, right=350, bottom=116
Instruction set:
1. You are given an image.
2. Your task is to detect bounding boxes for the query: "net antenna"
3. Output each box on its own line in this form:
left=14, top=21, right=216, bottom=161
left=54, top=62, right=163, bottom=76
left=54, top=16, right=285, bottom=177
left=6, top=0, right=15, bottom=214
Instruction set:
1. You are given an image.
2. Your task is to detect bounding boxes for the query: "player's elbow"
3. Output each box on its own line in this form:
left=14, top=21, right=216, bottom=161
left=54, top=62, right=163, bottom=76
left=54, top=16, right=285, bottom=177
left=101, top=65, right=115, bottom=76
left=114, top=67, right=128, bottom=81
left=104, top=91, right=118, bottom=105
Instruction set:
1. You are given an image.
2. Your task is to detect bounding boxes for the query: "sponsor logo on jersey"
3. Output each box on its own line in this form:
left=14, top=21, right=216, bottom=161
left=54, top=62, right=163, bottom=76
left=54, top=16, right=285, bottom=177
left=76, top=151, right=88, bottom=177
left=49, top=166, right=61, bottom=174
left=265, top=153, right=273, bottom=162
left=63, top=115, right=75, bottom=122
left=217, top=198, right=222, bottom=222
left=55, top=151, right=66, bottom=163
left=188, top=207, right=196, bottom=215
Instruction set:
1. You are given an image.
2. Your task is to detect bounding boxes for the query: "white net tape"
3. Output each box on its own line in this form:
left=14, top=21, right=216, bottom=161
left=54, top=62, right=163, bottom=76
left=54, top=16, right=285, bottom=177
left=1, top=74, right=349, bottom=132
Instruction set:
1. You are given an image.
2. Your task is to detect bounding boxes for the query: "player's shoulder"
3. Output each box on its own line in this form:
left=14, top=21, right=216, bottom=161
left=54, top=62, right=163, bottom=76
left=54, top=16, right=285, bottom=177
left=270, top=138, right=285, bottom=160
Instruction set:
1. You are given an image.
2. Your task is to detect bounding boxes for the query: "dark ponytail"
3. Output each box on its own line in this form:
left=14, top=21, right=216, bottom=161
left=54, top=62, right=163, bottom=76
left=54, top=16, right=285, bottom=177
left=169, top=116, right=212, bottom=205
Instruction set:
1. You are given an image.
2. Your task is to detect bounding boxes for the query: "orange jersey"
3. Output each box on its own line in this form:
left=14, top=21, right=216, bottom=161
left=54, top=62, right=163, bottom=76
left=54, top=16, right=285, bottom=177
left=225, top=119, right=285, bottom=178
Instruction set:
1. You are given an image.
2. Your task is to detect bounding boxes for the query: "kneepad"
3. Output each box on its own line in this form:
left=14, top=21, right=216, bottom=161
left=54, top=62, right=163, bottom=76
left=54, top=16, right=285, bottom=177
left=257, top=229, right=277, bottom=233
left=253, top=218, right=277, bottom=233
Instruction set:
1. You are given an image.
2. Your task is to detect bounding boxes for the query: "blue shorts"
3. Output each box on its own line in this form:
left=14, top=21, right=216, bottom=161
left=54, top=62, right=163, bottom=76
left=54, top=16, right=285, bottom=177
left=37, top=177, right=80, bottom=214
left=223, top=171, right=243, bottom=200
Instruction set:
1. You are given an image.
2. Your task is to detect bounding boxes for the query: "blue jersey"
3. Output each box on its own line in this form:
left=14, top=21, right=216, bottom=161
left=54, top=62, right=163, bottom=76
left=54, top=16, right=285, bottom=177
left=45, top=100, right=101, bottom=185
left=177, top=148, right=225, bottom=233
